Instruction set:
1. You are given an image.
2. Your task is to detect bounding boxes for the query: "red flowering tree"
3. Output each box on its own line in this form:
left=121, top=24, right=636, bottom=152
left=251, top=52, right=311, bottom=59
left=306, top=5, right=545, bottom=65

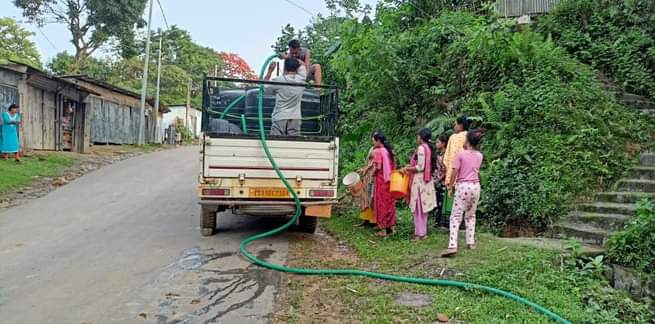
left=219, top=52, right=258, bottom=80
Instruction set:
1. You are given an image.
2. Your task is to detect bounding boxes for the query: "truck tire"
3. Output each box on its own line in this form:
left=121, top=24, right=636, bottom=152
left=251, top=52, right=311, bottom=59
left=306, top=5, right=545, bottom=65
left=200, top=205, right=217, bottom=236
left=297, top=213, right=318, bottom=233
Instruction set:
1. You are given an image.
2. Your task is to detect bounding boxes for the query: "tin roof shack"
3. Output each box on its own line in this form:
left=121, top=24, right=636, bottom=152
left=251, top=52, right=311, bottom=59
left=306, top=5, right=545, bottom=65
left=62, top=76, right=169, bottom=145
left=0, top=62, right=98, bottom=153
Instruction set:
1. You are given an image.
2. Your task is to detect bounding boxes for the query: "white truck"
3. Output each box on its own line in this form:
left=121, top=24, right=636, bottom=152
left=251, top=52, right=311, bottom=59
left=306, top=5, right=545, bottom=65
left=197, top=76, right=340, bottom=236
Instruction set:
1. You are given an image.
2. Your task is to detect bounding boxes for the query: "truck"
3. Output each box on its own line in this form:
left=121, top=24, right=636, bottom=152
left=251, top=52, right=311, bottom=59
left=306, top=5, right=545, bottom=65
left=197, top=74, right=340, bottom=236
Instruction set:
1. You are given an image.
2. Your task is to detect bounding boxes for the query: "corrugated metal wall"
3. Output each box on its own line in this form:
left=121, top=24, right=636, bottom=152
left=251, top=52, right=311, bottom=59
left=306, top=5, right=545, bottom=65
left=0, top=84, right=17, bottom=111
left=495, top=0, right=561, bottom=17
left=88, top=96, right=152, bottom=145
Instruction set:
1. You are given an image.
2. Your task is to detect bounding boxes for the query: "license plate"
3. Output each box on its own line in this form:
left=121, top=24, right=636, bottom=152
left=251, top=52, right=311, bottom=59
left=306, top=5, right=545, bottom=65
left=249, top=188, right=290, bottom=198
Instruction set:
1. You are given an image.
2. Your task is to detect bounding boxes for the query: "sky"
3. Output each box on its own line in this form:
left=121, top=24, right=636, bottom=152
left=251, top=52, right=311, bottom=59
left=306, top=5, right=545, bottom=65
left=2, top=0, right=378, bottom=72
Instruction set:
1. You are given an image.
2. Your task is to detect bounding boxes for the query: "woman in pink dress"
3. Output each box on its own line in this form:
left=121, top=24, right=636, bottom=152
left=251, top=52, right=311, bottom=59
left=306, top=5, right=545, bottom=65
left=362, top=130, right=397, bottom=237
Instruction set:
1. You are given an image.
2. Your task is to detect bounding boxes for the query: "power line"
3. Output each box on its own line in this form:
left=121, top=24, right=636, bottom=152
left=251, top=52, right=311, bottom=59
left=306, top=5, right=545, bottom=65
left=35, top=26, right=59, bottom=52
left=281, top=0, right=315, bottom=17
left=155, top=0, right=170, bottom=30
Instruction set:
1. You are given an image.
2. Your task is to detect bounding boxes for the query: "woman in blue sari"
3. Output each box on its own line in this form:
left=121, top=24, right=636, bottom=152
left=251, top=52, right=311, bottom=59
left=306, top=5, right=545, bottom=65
left=1, top=104, right=21, bottom=162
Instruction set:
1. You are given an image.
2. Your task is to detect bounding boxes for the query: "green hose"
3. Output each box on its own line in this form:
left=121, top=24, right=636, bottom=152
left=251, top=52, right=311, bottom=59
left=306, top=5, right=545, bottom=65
left=219, top=95, right=245, bottom=119
left=238, top=54, right=571, bottom=324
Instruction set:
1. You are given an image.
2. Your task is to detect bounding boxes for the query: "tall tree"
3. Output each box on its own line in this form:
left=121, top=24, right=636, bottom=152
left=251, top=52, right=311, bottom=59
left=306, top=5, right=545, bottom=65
left=13, top=0, right=148, bottom=72
left=218, top=52, right=257, bottom=80
left=0, top=17, right=41, bottom=68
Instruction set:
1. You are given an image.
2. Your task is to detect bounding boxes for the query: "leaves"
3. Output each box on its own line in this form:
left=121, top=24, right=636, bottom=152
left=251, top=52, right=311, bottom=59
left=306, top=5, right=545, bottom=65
left=607, top=199, right=655, bottom=274
left=304, top=8, right=655, bottom=230
left=14, top=0, right=148, bottom=71
left=0, top=17, right=41, bottom=68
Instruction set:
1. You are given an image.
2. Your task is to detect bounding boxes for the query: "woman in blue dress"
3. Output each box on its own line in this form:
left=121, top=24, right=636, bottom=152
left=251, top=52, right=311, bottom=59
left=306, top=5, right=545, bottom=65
left=1, top=104, right=21, bottom=162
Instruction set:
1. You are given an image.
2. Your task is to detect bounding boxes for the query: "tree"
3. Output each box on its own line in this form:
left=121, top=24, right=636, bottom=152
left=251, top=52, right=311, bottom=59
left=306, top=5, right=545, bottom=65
left=148, top=26, right=221, bottom=82
left=0, top=17, right=41, bottom=68
left=13, top=0, right=148, bottom=72
left=271, top=24, right=298, bottom=54
left=218, top=52, right=257, bottom=80
left=48, top=51, right=113, bottom=79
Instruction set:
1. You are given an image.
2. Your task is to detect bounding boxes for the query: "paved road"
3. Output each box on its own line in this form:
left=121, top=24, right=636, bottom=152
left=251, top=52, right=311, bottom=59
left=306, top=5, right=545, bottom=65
left=0, top=147, right=288, bottom=324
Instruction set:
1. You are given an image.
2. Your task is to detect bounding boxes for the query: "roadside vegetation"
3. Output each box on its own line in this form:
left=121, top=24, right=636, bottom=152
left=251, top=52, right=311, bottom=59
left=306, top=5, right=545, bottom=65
left=0, top=153, right=73, bottom=196
left=537, top=0, right=655, bottom=100
left=276, top=212, right=654, bottom=323
left=272, top=1, right=655, bottom=322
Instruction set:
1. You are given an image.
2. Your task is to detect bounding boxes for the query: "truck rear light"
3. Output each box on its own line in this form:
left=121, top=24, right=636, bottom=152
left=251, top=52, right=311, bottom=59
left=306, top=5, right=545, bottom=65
left=202, top=188, right=230, bottom=196
left=309, top=189, right=335, bottom=197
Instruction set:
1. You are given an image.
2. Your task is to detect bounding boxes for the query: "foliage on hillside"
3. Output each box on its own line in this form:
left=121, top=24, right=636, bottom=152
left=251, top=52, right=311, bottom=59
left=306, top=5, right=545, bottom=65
left=607, top=200, right=655, bottom=274
left=537, top=0, right=655, bottom=99
left=319, top=8, right=655, bottom=230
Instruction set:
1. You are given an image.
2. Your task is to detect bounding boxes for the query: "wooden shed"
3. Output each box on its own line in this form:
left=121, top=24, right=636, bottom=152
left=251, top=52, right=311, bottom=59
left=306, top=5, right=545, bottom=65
left=62, top=76, right=168, bottom=145
left=0, top=62, right=98, bottom=153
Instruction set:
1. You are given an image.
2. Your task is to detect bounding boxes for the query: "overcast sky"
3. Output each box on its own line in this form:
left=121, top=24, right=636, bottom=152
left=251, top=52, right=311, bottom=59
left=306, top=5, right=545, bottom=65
left=2, top=0, right=378, bottom=71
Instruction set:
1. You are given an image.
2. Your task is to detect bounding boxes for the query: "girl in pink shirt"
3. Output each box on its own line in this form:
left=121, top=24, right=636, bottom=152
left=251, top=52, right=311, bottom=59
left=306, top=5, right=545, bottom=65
left=441, top=129, right=485, bottom=257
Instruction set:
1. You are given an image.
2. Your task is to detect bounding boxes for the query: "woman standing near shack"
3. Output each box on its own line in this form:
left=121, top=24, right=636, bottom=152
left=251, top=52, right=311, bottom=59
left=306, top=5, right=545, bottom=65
left=362, top=130, right=397, bottom=237
left=401, top=128, right=437, bottom=241
left=1, top=104, right=21, bottom=162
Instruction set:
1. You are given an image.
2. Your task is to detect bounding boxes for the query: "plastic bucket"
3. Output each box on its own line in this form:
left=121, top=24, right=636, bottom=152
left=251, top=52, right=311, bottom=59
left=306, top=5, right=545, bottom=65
left=342, top=172, right=363, bottom=195
left=389, top=171, right=409, bottom=199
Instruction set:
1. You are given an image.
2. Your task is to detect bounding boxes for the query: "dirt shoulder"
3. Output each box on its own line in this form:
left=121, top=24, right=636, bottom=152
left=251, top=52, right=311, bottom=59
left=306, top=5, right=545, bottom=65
left=273, top=229, right=361, bottom=324
left=0, top=144, right=169, bottom=210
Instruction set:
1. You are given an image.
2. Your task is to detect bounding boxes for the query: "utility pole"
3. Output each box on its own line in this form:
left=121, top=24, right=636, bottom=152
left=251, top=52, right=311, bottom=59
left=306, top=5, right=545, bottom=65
left=186, top=78, right=192, bottom=130
left=154, top=28, right=163, bottom=143
left=138, top=0, right=154, bottom=145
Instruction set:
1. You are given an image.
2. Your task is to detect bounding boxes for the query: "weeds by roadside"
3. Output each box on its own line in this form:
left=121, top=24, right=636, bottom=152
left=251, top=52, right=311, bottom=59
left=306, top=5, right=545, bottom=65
left=0, top=153, right=72, bottom=195
left=277, top=208, right=654, bottom=323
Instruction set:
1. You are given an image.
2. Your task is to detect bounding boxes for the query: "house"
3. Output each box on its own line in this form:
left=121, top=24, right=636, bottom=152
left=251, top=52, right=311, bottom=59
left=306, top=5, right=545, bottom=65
left=494, top=0, right=561, bottom=18
left=0, top=62, right=98, bottom=153
left=161, top=105, right=202, bottom=138
left=62, top=75, right=169, bottom=145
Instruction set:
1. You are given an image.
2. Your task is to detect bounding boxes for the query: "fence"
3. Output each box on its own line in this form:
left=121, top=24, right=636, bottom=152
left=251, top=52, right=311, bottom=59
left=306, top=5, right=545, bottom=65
left=494, top=0, right=561, bottom=17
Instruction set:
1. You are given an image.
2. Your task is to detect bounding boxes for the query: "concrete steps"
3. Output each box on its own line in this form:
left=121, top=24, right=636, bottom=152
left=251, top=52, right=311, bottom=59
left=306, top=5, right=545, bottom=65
left=617, top=179, right=655, bottom=192
left=498, top=237, right=604, bottom=256
left=641, top=153, right=655, bottom=166
left=551, top=221, right=608, bottom=245
left=594, top=192, right=655, bottom=204
left=567, top=212, right=630, bottom=231
left=627, top=166, right=655, bottom=180
left=578, top=202, right=636, bottom=216
left=549, top=152, right=655, bottom=246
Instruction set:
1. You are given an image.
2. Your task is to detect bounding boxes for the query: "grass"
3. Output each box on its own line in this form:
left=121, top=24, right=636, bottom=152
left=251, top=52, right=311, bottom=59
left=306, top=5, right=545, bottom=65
left=0, top=153, right=73, bottom=195
left=290, top=208, right=655, bottom=323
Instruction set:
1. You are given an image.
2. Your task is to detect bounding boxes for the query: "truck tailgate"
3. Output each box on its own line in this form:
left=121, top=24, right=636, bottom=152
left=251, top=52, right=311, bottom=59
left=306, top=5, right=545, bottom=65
left=203, top=137, right=338, bottom=180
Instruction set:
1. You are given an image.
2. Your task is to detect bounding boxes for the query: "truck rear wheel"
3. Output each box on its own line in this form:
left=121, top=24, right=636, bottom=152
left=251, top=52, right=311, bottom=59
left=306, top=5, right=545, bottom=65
left=200, top=205, right=217, bottom=236
left=297, top=212, right=318, bottom=234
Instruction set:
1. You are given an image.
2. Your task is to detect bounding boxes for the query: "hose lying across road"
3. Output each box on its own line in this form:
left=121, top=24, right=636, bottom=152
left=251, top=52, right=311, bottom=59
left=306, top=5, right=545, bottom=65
left=238, top=54, right=571, bottom=324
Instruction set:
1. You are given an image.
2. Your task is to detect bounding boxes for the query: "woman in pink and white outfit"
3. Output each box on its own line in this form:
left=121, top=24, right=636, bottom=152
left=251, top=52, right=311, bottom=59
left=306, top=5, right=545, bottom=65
left=402, top=128, right=437, bottom=241
left=441, top=129, right=485, bottom=257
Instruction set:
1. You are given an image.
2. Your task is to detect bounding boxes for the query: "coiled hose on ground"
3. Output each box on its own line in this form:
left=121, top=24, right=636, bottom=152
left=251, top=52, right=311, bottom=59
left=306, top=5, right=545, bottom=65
left=238, top=54, right=571, bottom=324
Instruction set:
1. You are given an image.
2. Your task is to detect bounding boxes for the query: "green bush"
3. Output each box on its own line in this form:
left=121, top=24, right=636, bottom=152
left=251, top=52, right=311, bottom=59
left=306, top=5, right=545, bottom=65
left=606, top=200, right=655, bottom=274
left=537, top=0, right=655, bottom=99
left=331, top=10, right=655, bottom=230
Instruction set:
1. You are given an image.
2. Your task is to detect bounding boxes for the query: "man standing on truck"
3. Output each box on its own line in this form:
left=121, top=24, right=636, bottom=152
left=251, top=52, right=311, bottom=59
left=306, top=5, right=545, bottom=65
left=280, top=39, right=322, bottom=86
left=264, top=58, right=307, bottom=136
